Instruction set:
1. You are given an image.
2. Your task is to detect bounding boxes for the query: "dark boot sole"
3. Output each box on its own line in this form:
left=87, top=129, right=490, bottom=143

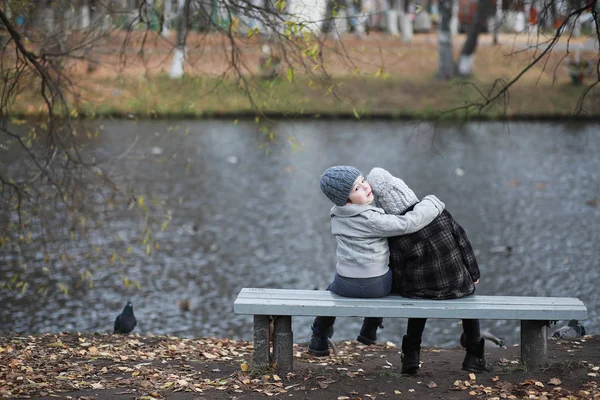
left=356, top=335, right=376, bottom=345
left=401, top=366, right=419, bottom=375
left=308, top=348, right=330, bottom=357
left=462, top=364, right=492, bottom=373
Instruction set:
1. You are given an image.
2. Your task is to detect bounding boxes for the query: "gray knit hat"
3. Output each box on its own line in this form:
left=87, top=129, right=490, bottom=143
left=320, top=166, right=362, bottom=206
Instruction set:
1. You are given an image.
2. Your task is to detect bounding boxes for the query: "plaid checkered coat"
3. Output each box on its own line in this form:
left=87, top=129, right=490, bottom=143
left=388, top=209, right=480, bottom=300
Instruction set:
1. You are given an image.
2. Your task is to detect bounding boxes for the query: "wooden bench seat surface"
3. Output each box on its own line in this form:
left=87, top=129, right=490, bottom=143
left=234, top=288, right=587, bottom=321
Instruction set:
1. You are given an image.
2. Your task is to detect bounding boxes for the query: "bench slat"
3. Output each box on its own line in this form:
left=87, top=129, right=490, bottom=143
left=236, top=288, right=583, bottom=306
left=234, top=288, right=587, bottom=321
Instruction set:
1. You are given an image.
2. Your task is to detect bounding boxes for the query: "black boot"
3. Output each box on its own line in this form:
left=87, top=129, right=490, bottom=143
left=357, top=318, right=383, bottom=345
left=308, top=317, right=335, bottom=357
left=462, top=338, right=492, bottom=372
left=401, top=335, right=421, bottom=375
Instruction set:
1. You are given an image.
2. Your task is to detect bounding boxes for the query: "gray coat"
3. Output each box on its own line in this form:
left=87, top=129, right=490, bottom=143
left=330, top=195, right=444, bottom=279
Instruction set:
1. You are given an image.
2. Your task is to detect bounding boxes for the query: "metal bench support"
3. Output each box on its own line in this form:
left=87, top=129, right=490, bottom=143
left=520, top=320, right=548, bottom=369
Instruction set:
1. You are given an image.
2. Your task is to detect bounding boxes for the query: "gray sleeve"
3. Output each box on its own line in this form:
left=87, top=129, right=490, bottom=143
left=367, top=195, right=445, bottom=237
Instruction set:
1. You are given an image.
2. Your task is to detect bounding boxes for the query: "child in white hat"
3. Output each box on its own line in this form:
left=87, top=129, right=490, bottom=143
left=366, top=167, right=489, bottom=374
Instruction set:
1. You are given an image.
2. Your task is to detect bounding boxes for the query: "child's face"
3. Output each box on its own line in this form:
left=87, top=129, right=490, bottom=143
left=347, top=176, right=374, bottom=205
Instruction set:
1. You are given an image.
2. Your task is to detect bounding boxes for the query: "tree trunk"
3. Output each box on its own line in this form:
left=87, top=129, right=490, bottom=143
left=456, top=0, right=490, bottom=76
left=44, top=5, right=55, bottom=33
left=3, top=0, right=12, bottom=19
left=331, top=8, right=348, bottom=40
left=169, top=0, right=189, bottom=79
left=437, top=0, right=454, bottom=79
left=450, top=0, right=458, bottom=35
left=162, top=0, right=172, bottom=37
left=353, top=0, right=371, bottom=38
left=146, top=0, right=159, bottom=30
left=82, top=0, right=91, bottom=29
left=386, top=0, right=400, bottom=36
left=400, top=0, right=413, bottom=42
left=492, top=0, right=501, bottom=45
left=523, top=1, right=531, bottom=32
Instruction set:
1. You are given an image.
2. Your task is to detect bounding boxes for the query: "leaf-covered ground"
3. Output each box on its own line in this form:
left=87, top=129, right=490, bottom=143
left=1, top=332, right=599, bottom=399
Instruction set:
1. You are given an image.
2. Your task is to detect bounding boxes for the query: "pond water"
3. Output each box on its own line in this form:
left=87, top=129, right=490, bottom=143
left=0, top=120, right=598, bottom=348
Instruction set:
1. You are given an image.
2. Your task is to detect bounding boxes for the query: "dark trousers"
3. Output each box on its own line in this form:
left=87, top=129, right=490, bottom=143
left=406, top=318, right=480, bottom=344
left=312, top=316, right=382, bottom=336
left=312, top=270, right=392, bottom=337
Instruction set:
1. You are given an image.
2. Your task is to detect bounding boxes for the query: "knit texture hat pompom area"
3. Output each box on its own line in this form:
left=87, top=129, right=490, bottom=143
left=320, top=166, right=362, bottom=206
left=367, top=167, right=419, bottom=214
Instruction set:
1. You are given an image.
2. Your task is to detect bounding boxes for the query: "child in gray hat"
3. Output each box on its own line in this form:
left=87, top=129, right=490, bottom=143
left=309, top=165, right=445, bottom=357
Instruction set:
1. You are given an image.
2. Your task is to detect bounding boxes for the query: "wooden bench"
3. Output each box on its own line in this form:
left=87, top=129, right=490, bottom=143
left=233, top=288, right=588, bottom=373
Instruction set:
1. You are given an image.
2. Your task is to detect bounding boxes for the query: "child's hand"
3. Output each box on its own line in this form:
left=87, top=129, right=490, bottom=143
left=422, top=195, right=445, bottom=214
left=473, top=279, right=480, bottom=285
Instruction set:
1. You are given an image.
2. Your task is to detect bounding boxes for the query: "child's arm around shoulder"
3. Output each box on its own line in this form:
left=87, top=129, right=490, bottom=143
left=368, top=195, right=445, bottom=237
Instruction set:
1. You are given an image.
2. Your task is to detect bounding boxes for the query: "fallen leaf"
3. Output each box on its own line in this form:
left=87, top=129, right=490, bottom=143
left=535, top=381, right=544, bottom=387
left=427, top=381, right=437, bottom=388
left=240, top=362, right=249, bottom=372
left=469, top=373, right=476, bottom=380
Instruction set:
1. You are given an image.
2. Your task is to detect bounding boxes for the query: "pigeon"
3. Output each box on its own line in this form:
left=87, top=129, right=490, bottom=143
left=114, top=301, right=137, bottom=334
left=461, top=330, right=506, bottom=348
left=552, top=320, right=586, bottom=339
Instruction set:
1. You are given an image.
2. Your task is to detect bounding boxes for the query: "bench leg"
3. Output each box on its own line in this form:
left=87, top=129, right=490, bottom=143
left=273, top=316, right=293, bottom=374
left=520, top=320, right=548, bottom=369
left=253, top=315, right=270, bottom=370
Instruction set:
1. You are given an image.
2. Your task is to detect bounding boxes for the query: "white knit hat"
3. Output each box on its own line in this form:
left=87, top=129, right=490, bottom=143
left=366, top=167, right=419, bottom=214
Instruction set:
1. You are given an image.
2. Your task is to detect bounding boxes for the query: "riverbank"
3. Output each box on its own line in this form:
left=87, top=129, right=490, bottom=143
left=1, top=332, right=598, bottom=399
left=6, top=30, right=600, bottom=120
